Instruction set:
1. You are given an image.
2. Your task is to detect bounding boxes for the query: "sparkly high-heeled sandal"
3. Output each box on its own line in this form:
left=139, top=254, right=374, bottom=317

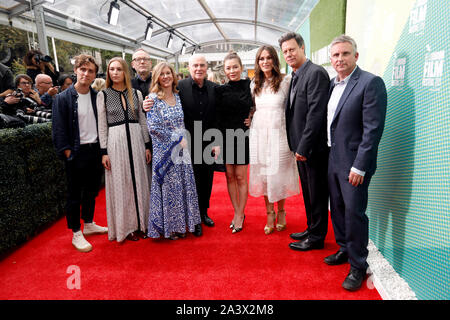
left=264, top=210, right=276, bottom=235
left=276, top=209, right=287, bottom=231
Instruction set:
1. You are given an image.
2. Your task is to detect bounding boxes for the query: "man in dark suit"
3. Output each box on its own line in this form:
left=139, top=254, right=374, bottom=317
left=177, top=54, right=219, bottom=236
left=279, top=32, right=330, bottom=251
left=325, top=35, right=387, bottom=291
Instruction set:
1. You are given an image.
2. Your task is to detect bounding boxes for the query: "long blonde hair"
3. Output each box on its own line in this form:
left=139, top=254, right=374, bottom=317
left=150, top=62, right=179, bottom=99
left=106, top=57, right=135, bottom=111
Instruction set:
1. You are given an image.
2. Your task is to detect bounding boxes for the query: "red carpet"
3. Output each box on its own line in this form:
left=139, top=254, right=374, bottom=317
left=0, top=172, right=380, bottom=300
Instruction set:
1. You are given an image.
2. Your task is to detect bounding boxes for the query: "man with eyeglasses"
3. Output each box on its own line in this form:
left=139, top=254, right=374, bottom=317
left=0, top=74, right=44, bottom=117
left=35, top=74, right=59, bottom=109
left=131, top=48, right=153, bottom=99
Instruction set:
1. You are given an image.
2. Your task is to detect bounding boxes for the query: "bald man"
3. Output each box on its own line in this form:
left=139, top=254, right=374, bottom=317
left=177, top=54, right=220, bottom=234
left=35, top=74, right=58, bottom=108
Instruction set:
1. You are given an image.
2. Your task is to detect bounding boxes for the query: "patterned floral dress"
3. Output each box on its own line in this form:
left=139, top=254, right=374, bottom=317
left=146, top=92, right=201, bottom=238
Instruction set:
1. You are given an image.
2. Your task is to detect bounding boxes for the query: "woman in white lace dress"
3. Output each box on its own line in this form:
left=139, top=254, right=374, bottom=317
left=249, top=46, right=300, bottom=235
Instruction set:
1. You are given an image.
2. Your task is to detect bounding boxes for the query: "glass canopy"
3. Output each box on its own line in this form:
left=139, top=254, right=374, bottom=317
left=0, top=0, right=319, bottom=58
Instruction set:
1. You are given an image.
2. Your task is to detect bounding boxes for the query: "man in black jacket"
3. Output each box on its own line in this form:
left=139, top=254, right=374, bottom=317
left=177, top=54, right=219, bottom=235
left=280, top=32, right=330, bottom=251
left=52, top=54, right=107, bottom=253
left=131, top=49, right=152, bottom=99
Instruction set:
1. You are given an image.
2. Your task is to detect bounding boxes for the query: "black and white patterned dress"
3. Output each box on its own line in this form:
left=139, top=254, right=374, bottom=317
left=97, top=87, right=151, bottom=242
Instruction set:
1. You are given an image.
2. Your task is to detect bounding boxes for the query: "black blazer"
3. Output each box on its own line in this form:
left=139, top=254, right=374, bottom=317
left=285, top=60, right=330, bottom=159
left=177, top=77, right=218, bottom=137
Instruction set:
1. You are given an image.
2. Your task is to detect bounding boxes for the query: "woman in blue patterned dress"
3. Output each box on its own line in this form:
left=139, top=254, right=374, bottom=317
left=146, top=62, right=201, bottom=240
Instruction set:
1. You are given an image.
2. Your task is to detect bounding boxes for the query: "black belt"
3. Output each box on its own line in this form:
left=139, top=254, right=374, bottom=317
left=80, top=142, right=99, bottom=148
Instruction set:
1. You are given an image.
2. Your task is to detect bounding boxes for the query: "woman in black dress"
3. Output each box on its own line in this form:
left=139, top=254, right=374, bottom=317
left=215, top=51, right=253, bottom=233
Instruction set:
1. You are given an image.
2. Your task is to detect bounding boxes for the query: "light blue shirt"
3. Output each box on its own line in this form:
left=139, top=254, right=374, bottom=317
left=327, top=67, right=365, bottom=176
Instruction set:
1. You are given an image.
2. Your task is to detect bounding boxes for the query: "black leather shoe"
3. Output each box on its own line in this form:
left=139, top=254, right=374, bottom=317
left=126, top=232, right=139, bottom=241
left=324, top=250, right=348, bottom=265
left=136, top=230, right=148, bottom=239
left=193, top=224, right=202, bottom=237
left=202, top=214, right=215, bottom=227
left=290, top=230, right=309, bottom=241
left=289, top=238, right=324, bottom=251
left=342, top=267, right=366, bottom=291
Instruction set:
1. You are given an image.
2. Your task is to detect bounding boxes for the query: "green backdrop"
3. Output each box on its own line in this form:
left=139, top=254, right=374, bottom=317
left=304, top=0, right=449, bottom=299
left=367, top=0, right=450, bottom=300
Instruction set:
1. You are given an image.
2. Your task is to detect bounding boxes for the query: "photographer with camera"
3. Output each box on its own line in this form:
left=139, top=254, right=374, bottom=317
left=23, top=49, right=59, bottom=85
left=35, top=74, right=58, bottom=112
left=0, top=74, right=50, bottom=126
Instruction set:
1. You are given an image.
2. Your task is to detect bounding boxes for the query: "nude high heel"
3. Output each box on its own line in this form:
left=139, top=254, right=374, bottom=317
left=264, top=210, right=276, bottom=235
left=276, top=209, right=287, bottom=231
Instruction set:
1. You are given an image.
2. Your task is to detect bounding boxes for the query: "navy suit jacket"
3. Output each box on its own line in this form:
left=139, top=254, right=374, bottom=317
left=285, top=60, right=330, bottom=159
left=52, top=84, right=98, bottom=160
left=329, top=66, right=387, bottom=176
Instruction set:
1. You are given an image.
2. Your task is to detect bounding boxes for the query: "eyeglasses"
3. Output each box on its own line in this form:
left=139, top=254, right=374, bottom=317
left=132, top=57, right=151, bottom=63
left=19, top=81, right=31, bottom=85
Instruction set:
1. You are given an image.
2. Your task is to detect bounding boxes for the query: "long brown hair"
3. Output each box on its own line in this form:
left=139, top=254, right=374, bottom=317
left=106, top=57, right=135, bottom=111
left=253, top=45, right=284, bottom=96
left=150, top=62, right=179, bottom=99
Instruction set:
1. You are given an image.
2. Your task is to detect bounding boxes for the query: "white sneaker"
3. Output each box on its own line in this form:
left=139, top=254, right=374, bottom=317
left=83, top=222, right=108, bottom=236
left=72, top=231, right=92, bottom=252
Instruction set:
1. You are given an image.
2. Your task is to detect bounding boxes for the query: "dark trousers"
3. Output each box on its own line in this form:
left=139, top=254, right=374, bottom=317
left=296, top=150, right=329, bottom=242
left=192, top=163, right=214, bottom=218
left=64, top=143, right=103, bottom=232
left=328, top=156, right=371, bottom=271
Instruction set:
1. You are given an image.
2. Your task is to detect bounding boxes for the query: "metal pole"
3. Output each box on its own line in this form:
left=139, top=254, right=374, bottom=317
left=51, top=37, right=59, bottom=72
left=175, top=53, right=179, bottom=73
left=32, top=1, right=49, bottom=55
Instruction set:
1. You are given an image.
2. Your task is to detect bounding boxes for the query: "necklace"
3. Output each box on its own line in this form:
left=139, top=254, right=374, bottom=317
left=163, top=93, right=176, bottom=106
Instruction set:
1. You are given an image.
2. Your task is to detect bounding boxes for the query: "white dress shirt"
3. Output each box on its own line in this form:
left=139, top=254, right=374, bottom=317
left=327, top=67, right=365, bottom=176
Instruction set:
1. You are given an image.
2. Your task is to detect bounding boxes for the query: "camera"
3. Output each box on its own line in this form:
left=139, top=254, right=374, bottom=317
left=14, top=87, right=24, bottom=98
left=34, top=54, right=52, bottom=64
left=14, top=88, right=38, bottom=109
left=16, top=112, right=51, bottom=124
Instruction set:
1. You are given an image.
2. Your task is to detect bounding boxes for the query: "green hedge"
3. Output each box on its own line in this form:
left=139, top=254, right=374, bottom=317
left=0, top=123, right=67, bottom=256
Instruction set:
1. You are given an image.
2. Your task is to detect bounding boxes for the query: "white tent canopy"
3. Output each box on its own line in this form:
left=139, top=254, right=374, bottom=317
left=0, top=0, right=319, bottom=59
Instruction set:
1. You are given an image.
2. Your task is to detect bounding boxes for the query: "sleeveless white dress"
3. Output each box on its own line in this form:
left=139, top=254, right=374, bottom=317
left=249, top=75, right=300, bottom=203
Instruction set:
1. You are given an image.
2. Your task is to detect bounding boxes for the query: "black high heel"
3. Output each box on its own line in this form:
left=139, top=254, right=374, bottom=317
left=169, top=233, right=179, bottom=240
left=232, top=215, right=245, bottom=234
